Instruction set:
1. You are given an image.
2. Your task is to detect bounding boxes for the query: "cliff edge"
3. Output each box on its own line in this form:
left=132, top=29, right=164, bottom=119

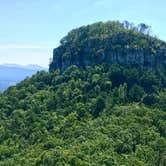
left=49, top=21, right=166, bottom=72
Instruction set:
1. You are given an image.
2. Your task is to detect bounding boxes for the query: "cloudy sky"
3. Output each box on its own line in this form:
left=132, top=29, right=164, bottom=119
left=0, top=0, right=165, bottom=67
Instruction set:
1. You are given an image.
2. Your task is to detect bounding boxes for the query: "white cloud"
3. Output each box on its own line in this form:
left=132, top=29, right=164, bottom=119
left=0, top=43, right=55, bottom=50
left=0, top=48, right=51, bottom=67
left=0, top=43, right=57, bottom=67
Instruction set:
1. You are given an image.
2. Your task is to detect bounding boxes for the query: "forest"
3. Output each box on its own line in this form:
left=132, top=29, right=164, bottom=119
left=0, top=21, right=166, bottom=165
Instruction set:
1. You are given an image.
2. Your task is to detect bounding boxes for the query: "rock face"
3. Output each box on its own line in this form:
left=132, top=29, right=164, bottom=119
left=49, top=22, right=166, bottom=72
left=49, top=43, right=166, bottom=72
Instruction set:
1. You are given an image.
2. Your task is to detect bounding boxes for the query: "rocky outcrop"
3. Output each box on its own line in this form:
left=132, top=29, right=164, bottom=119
left=49, top=43, right=166, bottom=72
left=49, top=21, right=166, bottom=72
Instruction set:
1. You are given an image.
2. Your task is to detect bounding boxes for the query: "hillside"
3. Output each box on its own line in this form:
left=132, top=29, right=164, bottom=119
left=0, top=64, right=47, bottom=92
left=0, top=21, right=166, bottom=165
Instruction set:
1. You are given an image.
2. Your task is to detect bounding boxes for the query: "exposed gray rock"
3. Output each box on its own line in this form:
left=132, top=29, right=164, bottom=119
left=49, top=41, right=166, bottom=72
left=49, top=21, right=166, bottom=72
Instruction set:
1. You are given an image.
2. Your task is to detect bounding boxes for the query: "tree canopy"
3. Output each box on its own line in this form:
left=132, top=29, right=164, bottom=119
left=0, top=21, right=166, bottom=165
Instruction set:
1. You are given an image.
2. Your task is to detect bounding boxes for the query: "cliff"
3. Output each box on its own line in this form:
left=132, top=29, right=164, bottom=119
left=49, top=21, right=166, bottom=72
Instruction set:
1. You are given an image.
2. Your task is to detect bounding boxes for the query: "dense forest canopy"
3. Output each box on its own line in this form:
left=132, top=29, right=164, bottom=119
left=0, top=21, right=166, bottom=165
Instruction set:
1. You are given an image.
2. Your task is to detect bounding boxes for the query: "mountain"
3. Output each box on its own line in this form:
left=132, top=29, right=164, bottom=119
left=50, top=21, right=166, bottom=72
left=0, top=21, right=166, bottom=165
left=0, top=64, right=47, bottom=92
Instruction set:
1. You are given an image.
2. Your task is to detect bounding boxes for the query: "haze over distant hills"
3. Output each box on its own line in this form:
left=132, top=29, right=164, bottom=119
left=0, top=64, right=47, bottom=92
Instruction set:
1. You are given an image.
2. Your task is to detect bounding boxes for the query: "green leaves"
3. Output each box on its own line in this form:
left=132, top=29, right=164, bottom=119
left=0, top=63, right=166, bottom=165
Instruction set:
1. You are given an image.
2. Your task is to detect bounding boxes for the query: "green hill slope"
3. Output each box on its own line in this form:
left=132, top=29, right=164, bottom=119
left=0, top=21, right=166, bottom=165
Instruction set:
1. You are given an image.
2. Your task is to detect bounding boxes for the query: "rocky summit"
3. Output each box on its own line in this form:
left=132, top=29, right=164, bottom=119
left=49, top=21, right=166, bottom=72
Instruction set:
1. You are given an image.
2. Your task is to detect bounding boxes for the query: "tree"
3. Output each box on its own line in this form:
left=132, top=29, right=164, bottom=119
left=118, top=83, right=127, bottom=103
left=138, top=23, right=151, bottom=35
left=129, top=84, right=145, bottom=102
left=93, top=96, right=105, bottom=117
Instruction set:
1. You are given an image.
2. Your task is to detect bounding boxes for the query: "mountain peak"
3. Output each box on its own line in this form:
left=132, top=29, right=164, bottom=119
left=49, top=21, right=166, bottom=72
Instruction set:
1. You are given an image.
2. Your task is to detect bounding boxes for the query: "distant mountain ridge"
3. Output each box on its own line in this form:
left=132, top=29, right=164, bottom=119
left=0, top=64, right=47, bottom=92
left=1, top=63, right=47, bottom=70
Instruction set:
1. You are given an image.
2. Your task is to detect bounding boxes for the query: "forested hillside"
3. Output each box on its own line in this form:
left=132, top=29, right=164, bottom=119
left=0, top=21, right=166, bottom=165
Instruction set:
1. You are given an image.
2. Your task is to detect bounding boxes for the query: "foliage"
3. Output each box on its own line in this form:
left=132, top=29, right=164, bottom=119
left=0, top=21, right=166, bottom=165
left=0, top=64, right=166, bottom=165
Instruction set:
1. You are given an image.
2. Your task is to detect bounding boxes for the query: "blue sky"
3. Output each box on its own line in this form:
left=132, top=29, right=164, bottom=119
left=0, top=0, right=165, bottom=67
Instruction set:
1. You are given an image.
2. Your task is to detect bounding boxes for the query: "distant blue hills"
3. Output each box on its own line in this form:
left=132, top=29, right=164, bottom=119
left=0, top=64, right=47, bottom=92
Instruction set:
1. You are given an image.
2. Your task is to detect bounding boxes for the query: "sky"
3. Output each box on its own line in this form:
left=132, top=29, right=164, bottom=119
left=0, top=0, right=166, bottom=67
